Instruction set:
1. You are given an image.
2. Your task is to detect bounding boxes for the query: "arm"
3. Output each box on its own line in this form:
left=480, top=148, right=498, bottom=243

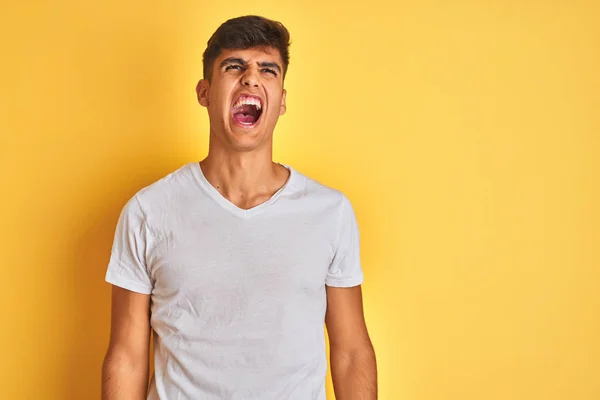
left=325, top=285, right=377, bottom=399
left=102, top=285, right=151, bottom=400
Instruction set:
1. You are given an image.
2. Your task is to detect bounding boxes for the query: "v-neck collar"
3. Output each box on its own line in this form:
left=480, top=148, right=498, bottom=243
left=190, top=161, right=295, bottom=219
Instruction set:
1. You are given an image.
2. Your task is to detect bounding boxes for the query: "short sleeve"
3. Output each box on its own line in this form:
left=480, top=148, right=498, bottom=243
left=326, top=195, right=365, bottom=287
left=105, top=194, right=154, bottom=294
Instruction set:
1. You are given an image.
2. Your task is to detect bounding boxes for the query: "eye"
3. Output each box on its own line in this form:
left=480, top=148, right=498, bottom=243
left=262, top=68, right=277, bottom=76
left=225, top=65, right=243, bottom=71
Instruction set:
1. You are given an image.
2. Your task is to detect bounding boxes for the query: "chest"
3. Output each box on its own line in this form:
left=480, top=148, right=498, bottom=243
left=146, top=211, right=335, bottom=298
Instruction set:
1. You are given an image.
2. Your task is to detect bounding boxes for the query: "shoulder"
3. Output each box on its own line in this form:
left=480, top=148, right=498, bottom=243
left=128, top=162, right=200, bottom=214
left=285, top=165, right=351, bottom=212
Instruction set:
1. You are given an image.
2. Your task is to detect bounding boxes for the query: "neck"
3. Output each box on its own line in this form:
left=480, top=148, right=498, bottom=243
left=199, top=145, right=289, bottom=210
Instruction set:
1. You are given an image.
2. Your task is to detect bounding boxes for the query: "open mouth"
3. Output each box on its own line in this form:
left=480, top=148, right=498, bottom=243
left=231, top=94, right=263, bottom=127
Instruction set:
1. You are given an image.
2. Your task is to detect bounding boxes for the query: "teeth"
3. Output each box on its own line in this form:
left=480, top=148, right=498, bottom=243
left=233, top=96, right=262, bottom=111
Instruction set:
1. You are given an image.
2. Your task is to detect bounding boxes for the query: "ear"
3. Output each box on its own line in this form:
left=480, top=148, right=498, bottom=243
left=196, top=79, right=209, bottom=107
left=279, top=88, right=287, bottom=116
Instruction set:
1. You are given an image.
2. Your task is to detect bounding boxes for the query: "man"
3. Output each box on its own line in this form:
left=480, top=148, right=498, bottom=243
left=102, top=15, right=377, bottom=399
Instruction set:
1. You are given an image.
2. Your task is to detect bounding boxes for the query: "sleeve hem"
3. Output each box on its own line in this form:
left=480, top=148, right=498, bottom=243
left=105, top=271, right=153, bottom=295
left=325, top=275, right=364, bottom=288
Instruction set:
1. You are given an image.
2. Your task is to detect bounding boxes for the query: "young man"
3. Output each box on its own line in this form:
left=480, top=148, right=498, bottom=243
left=102, top=15, right=377, bottom=399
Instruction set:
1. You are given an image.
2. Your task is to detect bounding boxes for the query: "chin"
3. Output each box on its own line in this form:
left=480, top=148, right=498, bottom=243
left=225, top=127, right=270, bottom=151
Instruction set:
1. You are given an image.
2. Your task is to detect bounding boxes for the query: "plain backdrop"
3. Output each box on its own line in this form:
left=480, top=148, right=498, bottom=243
left=1, top=0, right=599, bottom=399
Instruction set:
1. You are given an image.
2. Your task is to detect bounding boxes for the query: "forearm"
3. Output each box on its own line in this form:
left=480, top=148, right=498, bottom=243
left=330, top=346, right=378, bottom=399
left=102, top=349, right=149, bottom=400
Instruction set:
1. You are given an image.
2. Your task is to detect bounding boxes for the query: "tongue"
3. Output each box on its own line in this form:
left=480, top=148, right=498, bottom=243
left=234, top=113, right=257, bottom=124
left=233, top=104, right=258, bottom=125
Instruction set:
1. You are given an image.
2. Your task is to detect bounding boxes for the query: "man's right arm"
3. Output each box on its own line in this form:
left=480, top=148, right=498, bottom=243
left=102, top=285, right=151, bottom=400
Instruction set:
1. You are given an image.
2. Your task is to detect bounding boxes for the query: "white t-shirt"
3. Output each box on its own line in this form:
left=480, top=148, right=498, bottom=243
left=105, top=162, right=364, bottom=399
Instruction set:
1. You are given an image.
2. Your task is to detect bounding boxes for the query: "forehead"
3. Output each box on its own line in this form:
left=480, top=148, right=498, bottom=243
left=216, top=47, right=283, bottom=65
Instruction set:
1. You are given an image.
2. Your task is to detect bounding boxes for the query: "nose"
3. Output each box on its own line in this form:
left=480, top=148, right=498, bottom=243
left=242, top=68, right=259, bottom=88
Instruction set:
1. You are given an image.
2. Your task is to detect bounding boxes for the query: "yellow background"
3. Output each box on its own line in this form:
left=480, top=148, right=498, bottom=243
left=1, top=0, right=599, bottom=399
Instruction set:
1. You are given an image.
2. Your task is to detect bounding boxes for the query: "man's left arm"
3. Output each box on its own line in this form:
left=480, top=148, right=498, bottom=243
left=325, top=285, right=377, bottom=399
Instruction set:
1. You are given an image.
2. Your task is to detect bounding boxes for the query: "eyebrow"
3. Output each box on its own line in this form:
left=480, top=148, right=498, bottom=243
left=220, top=57, right=282, bottom=74
left=220, top=57, right=247, bottom=68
